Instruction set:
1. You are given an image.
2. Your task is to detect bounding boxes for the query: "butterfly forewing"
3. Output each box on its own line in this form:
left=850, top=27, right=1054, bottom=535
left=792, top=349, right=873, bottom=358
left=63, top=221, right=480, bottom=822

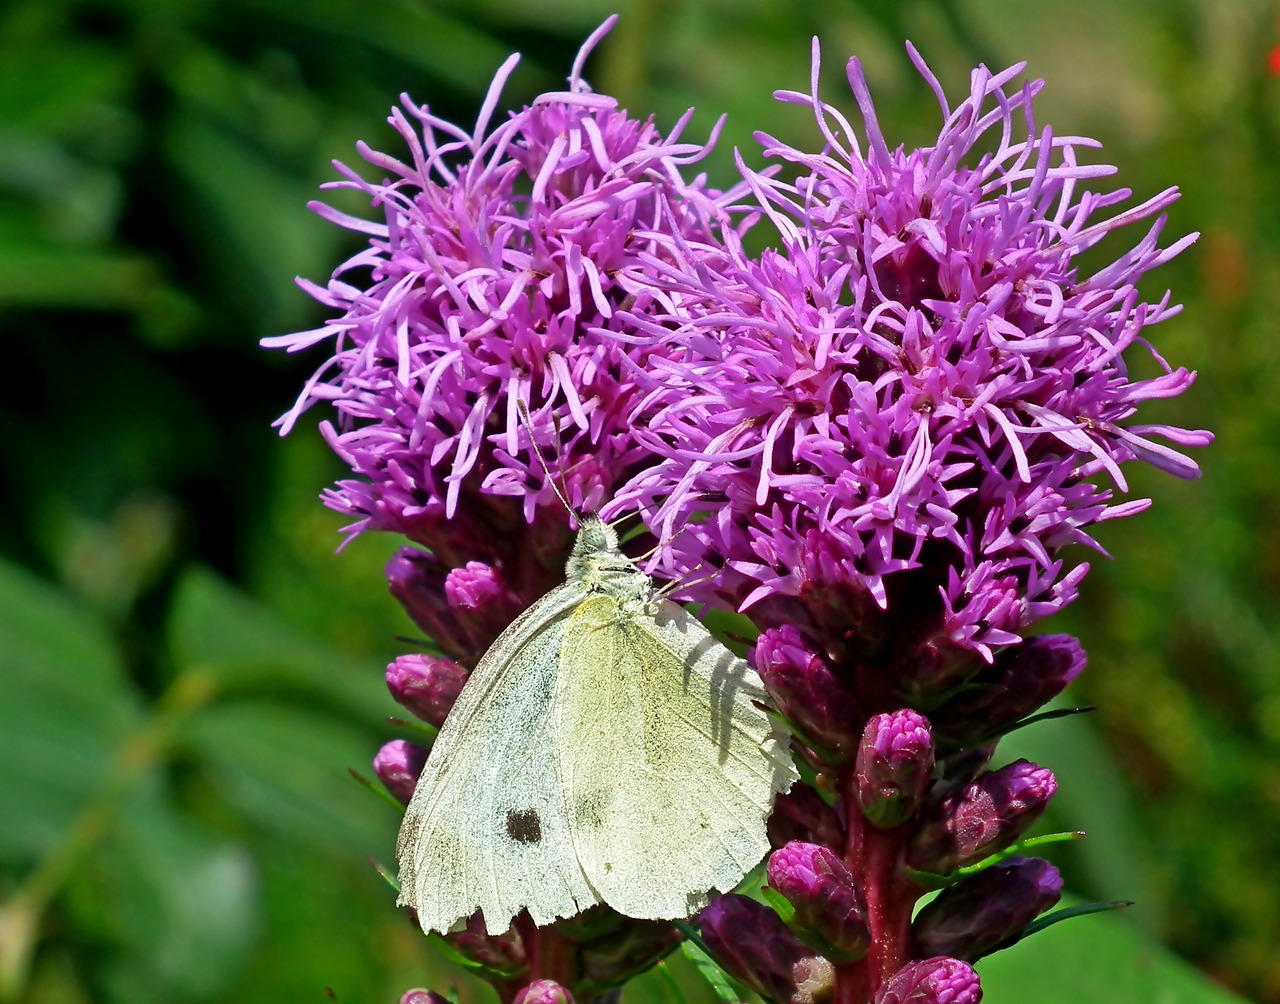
left=396, top=583, right=600, bottom=935
left=554, top=593, right=798, bottom=919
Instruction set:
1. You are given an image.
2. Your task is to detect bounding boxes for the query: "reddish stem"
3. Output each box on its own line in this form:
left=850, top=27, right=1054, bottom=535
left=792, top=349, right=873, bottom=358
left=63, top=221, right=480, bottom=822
left=834, top=771, right=917, bottom=1004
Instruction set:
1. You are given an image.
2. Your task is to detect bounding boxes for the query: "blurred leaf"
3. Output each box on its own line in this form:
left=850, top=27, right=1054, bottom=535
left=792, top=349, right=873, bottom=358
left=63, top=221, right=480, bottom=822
left=180, top=699, right=395, bottom=853
left=67, top=786, right=257, bottom=1004
left=0, top=557, right=139, bottom=859
left=980, top=895, right=1252, bottom=1004
left=168, top=566, right=398, bottom=724
left=679, top=939, right=749, bottom=1004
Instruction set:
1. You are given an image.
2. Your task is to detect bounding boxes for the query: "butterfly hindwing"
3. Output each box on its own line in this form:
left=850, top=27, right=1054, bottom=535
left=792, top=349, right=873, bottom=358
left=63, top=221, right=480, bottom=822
left=554, top=593, right=798, bottom=919
left=395, top=584, right=599, bottom=935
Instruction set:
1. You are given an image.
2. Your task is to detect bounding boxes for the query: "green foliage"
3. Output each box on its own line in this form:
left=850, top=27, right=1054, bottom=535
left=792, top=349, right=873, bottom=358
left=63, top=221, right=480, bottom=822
left=1, top=0, right=1275, bottom=1002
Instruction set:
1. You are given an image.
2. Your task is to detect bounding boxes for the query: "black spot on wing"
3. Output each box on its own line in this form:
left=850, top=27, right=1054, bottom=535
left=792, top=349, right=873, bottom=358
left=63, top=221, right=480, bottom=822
left=505, top=808, right=542, bottom=844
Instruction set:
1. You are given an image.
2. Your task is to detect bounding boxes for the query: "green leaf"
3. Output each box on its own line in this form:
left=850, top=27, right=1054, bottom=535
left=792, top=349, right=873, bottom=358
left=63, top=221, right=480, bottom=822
left=180, top=699, right=396, bottom=853
left=979, top=895, right=1253, bottom=1004
left=0, top=558, right=139, bottom=859
left=167, top=566, right=398, bottom=725
left=67, top=787, right=257, bottom=1004
left=679, top=937, right=750, bottom=1004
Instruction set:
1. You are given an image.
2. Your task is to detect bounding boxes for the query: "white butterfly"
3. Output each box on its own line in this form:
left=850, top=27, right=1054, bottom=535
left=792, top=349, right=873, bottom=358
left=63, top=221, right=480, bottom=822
left=395, top=515, right=797, bottom=936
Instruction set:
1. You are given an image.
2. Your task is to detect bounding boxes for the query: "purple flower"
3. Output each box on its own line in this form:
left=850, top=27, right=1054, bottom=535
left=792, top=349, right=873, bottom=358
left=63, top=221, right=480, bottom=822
left=373, top=739, right=430, bottom=805
left=399, top=992, right=448, bottom=1004
left=874, top=957, right=983, bottom=1004
left=385, top=653, right=469, bottom=728
left=768, top=841, right=870, bottom=961
left=263, top=17, right=729, bottom=547
left=754, top=624, right=861, bottom=762
left=855, top=709, right=935, bottom=828
left=930, top=634, right=1085, bottom=748
left=512, top=979, right=574, bottom=1004
left=611, top=39, right=1210, bottom=665
left=699, top=894, right=833, bottom=1004
left=908, top=760, right=1057, bottom=874
left=913, top=855, right=1063, bottom=960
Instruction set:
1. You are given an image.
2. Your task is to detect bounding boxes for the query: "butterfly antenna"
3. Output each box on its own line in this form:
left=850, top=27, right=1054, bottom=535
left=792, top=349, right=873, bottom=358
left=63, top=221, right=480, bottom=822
left=516, top=399, right=578, bottom=520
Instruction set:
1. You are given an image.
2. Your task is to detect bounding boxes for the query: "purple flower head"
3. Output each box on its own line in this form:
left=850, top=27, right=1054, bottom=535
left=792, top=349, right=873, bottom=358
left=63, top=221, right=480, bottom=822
left=908, top=759, right=1057, bottom=874
left=855, top=709, right=936, bottom=828
left=264, top=17, right=728, bottom=548
left=612, top=39, right=1210, bottom=666
left=373, top=738, right=430, bottom=805
left=446, top=913, right=527, bottom=975
left=767, top=841, right=870, bottom=961
left=913, top=855, right=1063, bottom=961
left=874, top=956, right=983, bottom=1004
left=576, top=919, right=682, bottom=989
left=768, top=781, right=846, bottom=851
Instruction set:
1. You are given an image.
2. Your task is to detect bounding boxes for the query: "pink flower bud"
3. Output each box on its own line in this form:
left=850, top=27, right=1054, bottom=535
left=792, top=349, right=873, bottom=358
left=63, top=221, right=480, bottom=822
left=855, top=709, right=935, bottom=828
left=699, top=894, right=833, bottom=1004
left=874, top=957, right=982, bottom=1004
left=754, top=625, right=860, bottom=764
left=512, top=979, right=574, bottom=1004
left=913, top=856, right=1063, bottom=961
left=372, top=739, right=429, bottom=805
left=908, top=760, right=1057, bottom=874
left=386, top=653, right=469, bottom=728
left=767, top=842, right=869, bottom=962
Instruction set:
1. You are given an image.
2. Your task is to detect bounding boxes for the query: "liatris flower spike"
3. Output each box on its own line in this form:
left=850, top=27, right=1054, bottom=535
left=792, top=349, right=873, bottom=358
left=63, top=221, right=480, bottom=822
left=271, top=19, right=1210, bottom=1004
left=607, top=33, right=1207, bottom=1003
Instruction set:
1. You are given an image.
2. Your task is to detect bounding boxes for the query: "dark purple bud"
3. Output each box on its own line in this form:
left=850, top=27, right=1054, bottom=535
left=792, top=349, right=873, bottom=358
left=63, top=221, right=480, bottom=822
left=899, top=634, right=987, bottom=706
left=386, top=653, right=469, bottom=728
left=855, top=710, right=935, bottom=828
left=767, top=842, right=869, bottom=962
left=932, top=635, right=1085, bottom=747
left=768, top=782, right=846, bottom=850
left=399, top=992, right=448, bottom=1004
left=907, top=760, right=1057, bottom=874
left=913, top=856, right=1063, bottom=961
left=754, top=625, right=860, bottom=764
left=444, top=560, right=527, bottom=647
left=446, top=913, right=527, bottom=975
left=874, top=957, right=983, bottom=1004
left=700, top=894, right=834, bottom=1004
left=373, top=739, right=430, bottom=805
left=386, top=547, right=472, bottom=659
left=512, top=979, right=574, bottom=1004
left=577, top=919, right=681, bottom=988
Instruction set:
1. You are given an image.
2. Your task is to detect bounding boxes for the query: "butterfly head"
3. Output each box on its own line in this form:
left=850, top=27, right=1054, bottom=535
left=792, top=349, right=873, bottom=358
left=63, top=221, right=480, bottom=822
left=566, top=516, right=647, bottom=596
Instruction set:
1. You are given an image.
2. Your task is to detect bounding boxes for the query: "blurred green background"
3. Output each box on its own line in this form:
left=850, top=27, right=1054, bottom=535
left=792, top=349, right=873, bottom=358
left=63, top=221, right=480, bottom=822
left=0, top=0, right=1275, bottom=1002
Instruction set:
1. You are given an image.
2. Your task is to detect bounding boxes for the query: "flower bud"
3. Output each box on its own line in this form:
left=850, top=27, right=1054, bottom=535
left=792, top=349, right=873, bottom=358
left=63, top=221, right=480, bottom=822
left=913, top=856, right=1063, bottom=961
left=907, top=760, right=1057, bottom=874
left=932, top=635, right=1085, bottom=748
left=754, top=625, right=860, bottom=764
left=386, top=547, right=472, bottom=659
left=767, top=842, right=869, bottom=962
left=855, top=710, right=935, bottom=828
left=373, top=739, right=430, bottom=805
left=399, top=992, right=448, bottom=1004
left=699, top=894, right=834, bottom=1004
left=768, top=782, right=845, bottom=850
left=512, top=979, right=574, bottom=1004
left=577, top=919, right=681, bottom=989
left=444, top=560, right=527, bottom=647
left=446, top=913, right=527, bottom=975
left=874, top=957, right=982, bottom=1004
left=386, top=653, right=469, bottom=728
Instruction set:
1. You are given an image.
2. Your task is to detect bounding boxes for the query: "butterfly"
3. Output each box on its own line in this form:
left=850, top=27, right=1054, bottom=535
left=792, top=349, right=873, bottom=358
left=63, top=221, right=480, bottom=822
left=395, top=514, right=797, bottom=935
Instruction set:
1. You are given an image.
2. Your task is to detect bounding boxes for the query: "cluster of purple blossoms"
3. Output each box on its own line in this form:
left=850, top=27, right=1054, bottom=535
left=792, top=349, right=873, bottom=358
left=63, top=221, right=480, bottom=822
left=270, top=19, right=1208, bottom=1004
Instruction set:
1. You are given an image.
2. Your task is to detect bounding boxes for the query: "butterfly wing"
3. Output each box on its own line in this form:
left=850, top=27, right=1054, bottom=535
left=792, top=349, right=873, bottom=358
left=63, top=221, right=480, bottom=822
left=395, top=583, right=599, bottom=936
left=555, top=594, right=797, bottom=920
